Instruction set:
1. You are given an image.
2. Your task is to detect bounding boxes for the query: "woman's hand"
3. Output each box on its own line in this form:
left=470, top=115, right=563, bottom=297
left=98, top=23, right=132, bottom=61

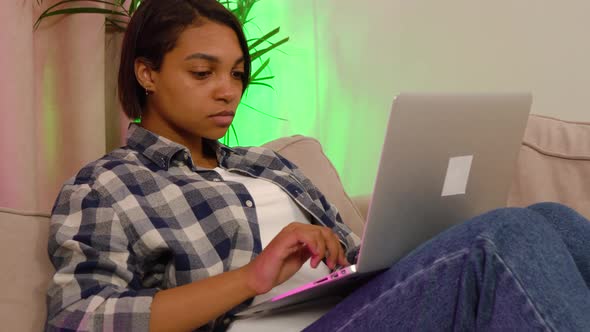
left=243, top=222, right=350, bottom=295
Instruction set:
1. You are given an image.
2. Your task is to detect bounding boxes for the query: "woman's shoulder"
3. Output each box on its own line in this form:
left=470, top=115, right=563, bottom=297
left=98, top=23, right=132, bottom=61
left=63, top=147, right=151, bottom=189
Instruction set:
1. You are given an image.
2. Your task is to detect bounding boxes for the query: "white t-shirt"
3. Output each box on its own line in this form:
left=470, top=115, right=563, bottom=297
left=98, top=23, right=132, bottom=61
left=213, top=168, right=335, bottom=331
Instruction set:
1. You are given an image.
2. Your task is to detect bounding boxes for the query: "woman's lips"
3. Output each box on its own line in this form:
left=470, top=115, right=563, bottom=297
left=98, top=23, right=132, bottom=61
left=209, top=111, right=235, bottom=127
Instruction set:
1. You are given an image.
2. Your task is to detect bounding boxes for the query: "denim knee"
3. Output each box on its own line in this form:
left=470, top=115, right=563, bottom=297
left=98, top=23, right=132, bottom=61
left=467, top=206, right=562, bottom=252
left=468, top=206, right=548, bottom=233
left=527, top=201, right=587, bottom=222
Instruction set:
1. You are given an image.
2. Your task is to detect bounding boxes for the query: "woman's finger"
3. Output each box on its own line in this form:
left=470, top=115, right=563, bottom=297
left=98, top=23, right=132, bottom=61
left=309, top=229, right=326, bottom=268
left=338, top=245, right=350, bottom=267
left=286, top=226, right=322, bottom=264
left=322, top=229, right=341, bottom=269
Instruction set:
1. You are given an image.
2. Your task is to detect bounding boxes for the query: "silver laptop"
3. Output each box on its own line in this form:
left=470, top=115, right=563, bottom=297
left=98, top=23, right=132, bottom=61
left=235, top=92, right=532, bottom=317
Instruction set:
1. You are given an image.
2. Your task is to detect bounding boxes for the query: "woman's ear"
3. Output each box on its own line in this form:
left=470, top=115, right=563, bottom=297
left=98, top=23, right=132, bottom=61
left=134, top=58, right=157, bottom=93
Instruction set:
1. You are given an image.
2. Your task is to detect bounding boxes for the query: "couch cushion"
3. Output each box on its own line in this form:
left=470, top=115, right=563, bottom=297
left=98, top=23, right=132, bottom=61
left=0, top=208, right=53, bottom=332
left=263, top=136, right=365, bottom=236
left=508, top=115, right=590, bottom=218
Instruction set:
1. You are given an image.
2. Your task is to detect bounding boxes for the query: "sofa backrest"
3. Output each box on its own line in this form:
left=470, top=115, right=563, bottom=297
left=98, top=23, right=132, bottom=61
left=508, top=115, right=590, bottom=218
left=0, top=208, right=53, bottom=332
left=263, top=136, right=366, bottom=236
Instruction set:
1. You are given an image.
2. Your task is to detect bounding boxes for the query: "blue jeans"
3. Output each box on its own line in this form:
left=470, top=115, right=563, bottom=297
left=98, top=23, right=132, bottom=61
left=305, top=203, right=590, bottom=331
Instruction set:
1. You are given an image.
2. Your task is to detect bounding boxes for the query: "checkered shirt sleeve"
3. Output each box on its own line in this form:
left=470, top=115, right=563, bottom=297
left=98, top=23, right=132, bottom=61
left=46, top=179, right=158, bottom=331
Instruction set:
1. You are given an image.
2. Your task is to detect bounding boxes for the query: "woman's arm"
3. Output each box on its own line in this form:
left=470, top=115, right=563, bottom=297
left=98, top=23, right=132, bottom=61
left=149, top=266, right=254, bottom=331
left=47, top=184, right=158, bottom=331
left=149, top=222, right=350, bottom=331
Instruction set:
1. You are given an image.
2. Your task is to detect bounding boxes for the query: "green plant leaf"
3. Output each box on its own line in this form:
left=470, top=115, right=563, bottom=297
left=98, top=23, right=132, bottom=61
left=105, top=17, right=128, bottom=31
left=221, top=123, right=240, bottom=145
left=250, top=58, right=270, bottom=81
left=36, top=0, right=126, bottom=19
left=248, top=82, right=275, bottom=90
left=114, top=0, right=130, bottom=16
left=228, top=0, right=260, bottom=25
left=222, top=128, right=229, bottom=145
left=36, top=8, right=129, bottom=29
left=230, top=123, right=240, bottom=145
left=248, top=26, right=279, bottom=50
left=250, top=36, right=289, bottom=61
left=243, top=16, right=256, bottom=25
left=128, top=0, right=142, bottom=15
left=35, top=1, right=128, bottom=29
left=241, top=0, right=260, bottom=25
left=251, top=76, right=275, bottom=81
left=105, top=17, right=128, bottom=25
left=240, top=102, right=287, bottom=121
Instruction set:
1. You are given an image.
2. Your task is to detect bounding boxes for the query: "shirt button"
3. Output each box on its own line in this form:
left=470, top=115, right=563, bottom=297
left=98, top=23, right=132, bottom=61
left=245, top=200, right=253, bottom=208
left=183, top=152, right=189, bottom=160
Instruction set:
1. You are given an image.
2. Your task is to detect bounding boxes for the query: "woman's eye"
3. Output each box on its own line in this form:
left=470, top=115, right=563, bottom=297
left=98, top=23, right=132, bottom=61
left=191, top=71, right=211, bottom=79
left=232, top=71, right=245, bottom=80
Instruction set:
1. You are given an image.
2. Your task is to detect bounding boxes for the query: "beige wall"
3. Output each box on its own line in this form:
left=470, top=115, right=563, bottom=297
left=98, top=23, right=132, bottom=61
left=399, top=0, right=590, bottom=122
left=320, top=0, right=590, bottom=122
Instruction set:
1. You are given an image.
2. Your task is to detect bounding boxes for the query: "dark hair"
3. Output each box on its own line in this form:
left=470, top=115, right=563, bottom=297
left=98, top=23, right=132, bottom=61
left=118, top=0, right=251, bottom=119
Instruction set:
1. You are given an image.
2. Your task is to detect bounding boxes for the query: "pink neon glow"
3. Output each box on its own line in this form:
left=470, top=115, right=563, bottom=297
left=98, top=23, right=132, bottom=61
left=271, top=279, right=326, bottom=302
left=271, top=266, right=355, bottom=302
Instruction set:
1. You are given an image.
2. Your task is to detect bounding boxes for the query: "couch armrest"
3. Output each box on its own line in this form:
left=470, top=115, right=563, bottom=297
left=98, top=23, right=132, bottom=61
left=350, top=195, right=371, bottom=223
left=0, top=208, right=53, bottom=332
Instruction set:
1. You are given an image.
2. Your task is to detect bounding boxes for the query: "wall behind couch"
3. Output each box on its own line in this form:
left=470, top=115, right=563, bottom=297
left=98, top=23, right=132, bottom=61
left=390, top=0, right=590, bottom=123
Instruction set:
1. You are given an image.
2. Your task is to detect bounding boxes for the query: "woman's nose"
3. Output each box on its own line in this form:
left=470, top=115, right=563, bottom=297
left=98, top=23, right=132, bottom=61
left=214, top=75, right=241, bottom=103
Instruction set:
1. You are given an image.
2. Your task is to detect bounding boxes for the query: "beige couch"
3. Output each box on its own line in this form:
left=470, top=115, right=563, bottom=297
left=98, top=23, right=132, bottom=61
left=1, top=114, right=589, bottom=331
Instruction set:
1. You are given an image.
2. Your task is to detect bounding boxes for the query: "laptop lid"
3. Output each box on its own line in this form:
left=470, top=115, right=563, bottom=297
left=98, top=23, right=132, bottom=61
left=356, top=93, right=532, bottom=273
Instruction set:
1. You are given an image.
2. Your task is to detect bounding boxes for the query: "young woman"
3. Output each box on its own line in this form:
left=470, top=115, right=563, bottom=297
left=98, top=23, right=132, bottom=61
left=46, top=1, right=590, bottom=331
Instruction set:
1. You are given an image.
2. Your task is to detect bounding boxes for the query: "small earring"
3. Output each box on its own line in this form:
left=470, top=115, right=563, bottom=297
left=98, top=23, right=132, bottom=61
left=145, top=88, right=150, bottom=96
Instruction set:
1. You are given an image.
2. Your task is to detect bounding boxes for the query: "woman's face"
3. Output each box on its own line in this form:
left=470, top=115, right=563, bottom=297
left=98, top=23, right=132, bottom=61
left=139, top=19, right=245, bottom=142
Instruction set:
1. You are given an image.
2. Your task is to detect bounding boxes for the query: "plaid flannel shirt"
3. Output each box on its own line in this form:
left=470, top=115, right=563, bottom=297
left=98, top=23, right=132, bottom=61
left=46, top=124, right=360, bottom=331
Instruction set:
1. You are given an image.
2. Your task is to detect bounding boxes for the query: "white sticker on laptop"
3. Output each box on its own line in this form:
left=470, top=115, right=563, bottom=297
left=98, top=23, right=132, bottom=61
left=441, top=155, right=473, bottom=197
